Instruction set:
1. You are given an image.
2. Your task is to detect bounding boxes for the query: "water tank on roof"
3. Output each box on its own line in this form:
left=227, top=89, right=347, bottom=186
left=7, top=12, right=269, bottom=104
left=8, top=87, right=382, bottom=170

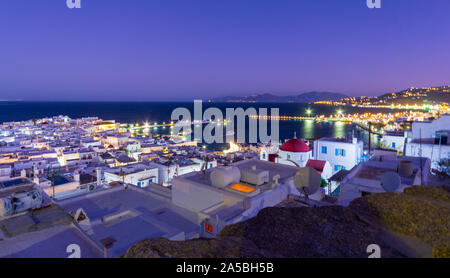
left=398, top=160, right=413, bottom=177
left=210, top=166, right=241, bottom=188
left=0, top=198, right=13, bottom=218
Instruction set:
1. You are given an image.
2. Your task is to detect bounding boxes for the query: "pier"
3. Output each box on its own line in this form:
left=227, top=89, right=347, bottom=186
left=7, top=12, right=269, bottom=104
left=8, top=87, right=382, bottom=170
left=249, top=115, right=383, bottom=136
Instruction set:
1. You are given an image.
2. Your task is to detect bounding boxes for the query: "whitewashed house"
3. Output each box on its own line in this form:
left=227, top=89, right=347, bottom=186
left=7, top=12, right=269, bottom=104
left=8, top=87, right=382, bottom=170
left=313, top=137, right=363, bottom=174
left=382, top=130, right=408, bottom=154
left=103, top=163, right=159, bottom=188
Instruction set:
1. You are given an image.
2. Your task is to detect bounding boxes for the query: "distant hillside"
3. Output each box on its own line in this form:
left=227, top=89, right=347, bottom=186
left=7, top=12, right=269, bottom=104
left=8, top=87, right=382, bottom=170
left=212, top=92, right=348, bottom=103
left=336, top=85, right=450, bottom=106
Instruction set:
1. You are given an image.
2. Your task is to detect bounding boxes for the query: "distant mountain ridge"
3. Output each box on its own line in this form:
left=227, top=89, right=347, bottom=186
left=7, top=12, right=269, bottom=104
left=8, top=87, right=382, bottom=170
left=211, top=91, right=348, bottom=103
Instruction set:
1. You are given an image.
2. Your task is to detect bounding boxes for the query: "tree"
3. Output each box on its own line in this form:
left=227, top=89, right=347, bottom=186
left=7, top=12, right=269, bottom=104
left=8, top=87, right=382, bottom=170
left=320, top=178, right=328, bottom=188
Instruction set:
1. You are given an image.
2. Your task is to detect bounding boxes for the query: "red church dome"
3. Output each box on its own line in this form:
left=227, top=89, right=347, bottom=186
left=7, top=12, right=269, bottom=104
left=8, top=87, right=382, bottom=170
left=280, top=138, right=310, bottom=153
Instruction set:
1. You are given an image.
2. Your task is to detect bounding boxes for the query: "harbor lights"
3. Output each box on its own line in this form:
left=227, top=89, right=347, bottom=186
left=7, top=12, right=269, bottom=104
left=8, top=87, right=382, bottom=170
left=306, top=108, right=312, bottom=117
left=337, top=109, right=343, bottom=117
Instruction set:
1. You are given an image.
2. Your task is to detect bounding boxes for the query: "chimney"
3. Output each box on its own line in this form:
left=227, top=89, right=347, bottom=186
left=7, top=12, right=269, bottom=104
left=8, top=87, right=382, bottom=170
left=74, top=171, right=80, bottom=182
left=352, top=137, right=357, bottom=145
left=21, top=169, right=26, bottom=178
left=96, top=167, right=102, bottom=186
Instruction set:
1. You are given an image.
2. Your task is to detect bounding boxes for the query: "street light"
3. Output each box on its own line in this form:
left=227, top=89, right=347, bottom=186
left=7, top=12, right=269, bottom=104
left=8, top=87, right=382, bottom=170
left=306, top=109, right=312, bottom=117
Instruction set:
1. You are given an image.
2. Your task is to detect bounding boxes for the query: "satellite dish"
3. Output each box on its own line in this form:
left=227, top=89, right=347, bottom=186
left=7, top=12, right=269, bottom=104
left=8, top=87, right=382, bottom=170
left=380, top=172, right=401, bottom=192
left=294, top=167, right=321, bottom=196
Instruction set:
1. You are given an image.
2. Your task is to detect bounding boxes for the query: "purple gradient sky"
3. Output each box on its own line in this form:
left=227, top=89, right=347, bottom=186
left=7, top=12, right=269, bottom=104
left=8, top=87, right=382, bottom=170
left=1, top=0, right=449, bottom=101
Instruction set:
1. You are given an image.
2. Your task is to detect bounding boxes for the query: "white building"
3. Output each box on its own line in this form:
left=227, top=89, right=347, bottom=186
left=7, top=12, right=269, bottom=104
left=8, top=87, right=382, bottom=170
left=259, top=136, right=332, bottom=182
left=148, top=158, right=217, bottom=186
left=103, top=163, right=158, bottom=188
left=171, top=159, right=325, bottom=237
left=259, top=142, right=279, bottom=162
left=313, top=137, right=363, bottom=174
left=411, top=114, right=450, bottom=140
left=125, top=141, right=141, bottom=160
left=405, top=134, right=450, bottom=172
left=337, top=150, right=431, bottom=206
left=382, top=130, right=408, bottom=154
left=276, top=135, right=312, bottom=167
left=104, top=134, right=129, bottom=149
left=0, top=165, right=11, bottom=181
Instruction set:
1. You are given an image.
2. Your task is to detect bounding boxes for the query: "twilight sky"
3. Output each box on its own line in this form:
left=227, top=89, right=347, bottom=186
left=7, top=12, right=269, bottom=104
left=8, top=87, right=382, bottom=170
left=1, top=0, right=450, bottom=101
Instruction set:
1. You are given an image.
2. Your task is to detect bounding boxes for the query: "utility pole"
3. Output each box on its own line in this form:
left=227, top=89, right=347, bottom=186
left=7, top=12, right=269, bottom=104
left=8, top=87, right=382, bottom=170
left=419, top=128, right=423, bottom=186
left=52, top=171, right=55, bottom=201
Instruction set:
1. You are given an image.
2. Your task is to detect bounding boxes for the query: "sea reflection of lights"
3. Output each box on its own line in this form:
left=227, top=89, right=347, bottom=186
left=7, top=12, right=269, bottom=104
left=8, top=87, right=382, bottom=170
left=302, top=120, right=314, bottom=139
left=333, top=121, right=345, bottom=138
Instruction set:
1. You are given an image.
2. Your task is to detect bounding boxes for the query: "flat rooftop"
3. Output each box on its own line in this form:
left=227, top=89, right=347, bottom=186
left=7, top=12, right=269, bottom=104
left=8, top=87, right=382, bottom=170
left=0, top=178, right=36, bottom=198
left=105, top=163, right=156, bottom=175
left=318, top=137, right=354, bottom=143
left=353, top=156, right=427, bottom=186
left=56, top=186, right=199, bottom=257
left=384, top=131, right=405, bottom=136
left=183, top=159, right=299, bottom=188
left=0, top=205, right=103, bottom=258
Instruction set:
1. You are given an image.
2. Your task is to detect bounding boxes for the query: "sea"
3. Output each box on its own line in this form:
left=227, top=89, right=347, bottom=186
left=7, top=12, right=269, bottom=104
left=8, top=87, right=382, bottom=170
left=0, top=101, right=402, bottom=151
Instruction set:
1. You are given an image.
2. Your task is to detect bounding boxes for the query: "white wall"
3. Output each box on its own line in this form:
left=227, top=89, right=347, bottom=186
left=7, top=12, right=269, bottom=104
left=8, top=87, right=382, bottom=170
left=104, top=168, right=159, bottom=187
left=277, top=150, right=311, bottom=167
left=149, top=162, right=203, bottom=185
left=405, top=142, right=450, bottom=170
left=314, top=139, right=362, bottom=174
left=412, top=115, right=450, bottom=139
left=172, top=177, right=224, bottom=212
left=382, top=135, right=406, bottom=153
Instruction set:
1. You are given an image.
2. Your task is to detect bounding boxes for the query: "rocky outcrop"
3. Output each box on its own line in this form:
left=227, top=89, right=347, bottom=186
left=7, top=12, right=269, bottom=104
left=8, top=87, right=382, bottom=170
left=123, top=186, right=450, bottom=258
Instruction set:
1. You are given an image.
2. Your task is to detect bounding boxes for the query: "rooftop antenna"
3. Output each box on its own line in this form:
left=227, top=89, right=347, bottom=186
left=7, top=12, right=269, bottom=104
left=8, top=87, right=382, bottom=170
left=380, top=172, right=401, bottom=192
left=52, top=171, right=55, bottom=201
left=201, top=155, right=210, bottom=176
